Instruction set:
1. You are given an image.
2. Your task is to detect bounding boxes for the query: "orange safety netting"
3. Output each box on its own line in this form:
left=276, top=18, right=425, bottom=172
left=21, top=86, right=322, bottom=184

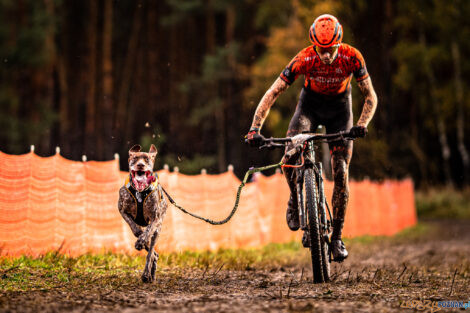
left=0, top=151, right=417, bottom=257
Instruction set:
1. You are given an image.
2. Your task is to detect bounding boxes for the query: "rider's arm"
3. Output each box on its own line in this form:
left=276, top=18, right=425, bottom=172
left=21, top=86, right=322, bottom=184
left=356, top=77, right=378, bottom=128
left=250, top=77, right=289, bottom=130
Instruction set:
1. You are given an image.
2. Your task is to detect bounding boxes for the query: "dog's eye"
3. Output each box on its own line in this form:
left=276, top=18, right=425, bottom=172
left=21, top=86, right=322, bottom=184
left=144, top=156, right=149, bottom=162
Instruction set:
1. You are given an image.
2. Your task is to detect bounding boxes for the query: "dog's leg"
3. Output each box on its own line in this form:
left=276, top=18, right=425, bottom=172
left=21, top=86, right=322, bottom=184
left=141, top=208, right=165, bottom=282
left=118, top=190, right=143, bottom=238
left=140, top=190, right=168, bottom=282
left=121, top=212, right=143, bottom=238
left=141, top=227, right=159, bottom=283
left=151, top=252, right=159, bottom=281
left=144, top=239, right=159, bottom=281
left=134, top=194, right=166, bottom=251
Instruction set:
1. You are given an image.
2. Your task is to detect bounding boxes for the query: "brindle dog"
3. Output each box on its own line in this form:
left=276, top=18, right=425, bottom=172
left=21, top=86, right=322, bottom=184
left=118, top=144, right=168, bottom=283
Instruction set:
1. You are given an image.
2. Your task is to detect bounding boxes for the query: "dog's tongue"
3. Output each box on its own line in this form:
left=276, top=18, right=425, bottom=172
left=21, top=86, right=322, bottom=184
left=147, top=175, right=156, bottom=184
left=133, top=175, right=148, bottom=192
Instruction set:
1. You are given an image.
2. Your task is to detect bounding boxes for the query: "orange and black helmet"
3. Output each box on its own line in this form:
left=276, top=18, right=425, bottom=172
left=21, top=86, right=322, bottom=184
left=309, top=14, right=343, bottom=48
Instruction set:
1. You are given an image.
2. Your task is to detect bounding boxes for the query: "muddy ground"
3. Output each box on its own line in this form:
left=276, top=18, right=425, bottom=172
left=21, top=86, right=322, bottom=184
left=1, top=220, right=469, bottom=313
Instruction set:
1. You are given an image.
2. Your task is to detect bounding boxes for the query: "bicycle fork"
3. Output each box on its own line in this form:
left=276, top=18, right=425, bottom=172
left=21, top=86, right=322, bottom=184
left=296, top=141, right=315, bottom=231
left=296, top=169, right=306, bottom=230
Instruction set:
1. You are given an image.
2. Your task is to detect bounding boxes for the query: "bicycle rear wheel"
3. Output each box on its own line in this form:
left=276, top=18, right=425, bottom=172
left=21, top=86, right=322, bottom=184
left=304, top=168, right=326, bottom=283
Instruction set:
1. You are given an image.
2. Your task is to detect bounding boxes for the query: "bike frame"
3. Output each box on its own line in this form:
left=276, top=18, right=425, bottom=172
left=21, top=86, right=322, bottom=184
left=253, top=130, right=356, bottom=282
left=294, top=141, right=330, bottom=237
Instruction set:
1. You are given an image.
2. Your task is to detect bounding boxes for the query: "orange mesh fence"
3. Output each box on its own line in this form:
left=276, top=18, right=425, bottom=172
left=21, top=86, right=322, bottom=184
left=0, top=151, right=417, bottom=256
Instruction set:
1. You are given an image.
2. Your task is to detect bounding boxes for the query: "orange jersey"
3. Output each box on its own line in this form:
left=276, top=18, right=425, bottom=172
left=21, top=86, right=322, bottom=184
left=280, top=43, right=369, bottom=95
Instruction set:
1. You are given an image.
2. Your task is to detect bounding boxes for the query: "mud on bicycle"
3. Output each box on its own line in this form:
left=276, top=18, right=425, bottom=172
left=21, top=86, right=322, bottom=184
left=252, top=130, right=358, bottom=283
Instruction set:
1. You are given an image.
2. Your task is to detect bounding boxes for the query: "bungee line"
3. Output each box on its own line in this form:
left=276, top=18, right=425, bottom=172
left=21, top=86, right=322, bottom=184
left=160, top=161, right=284, bottom=225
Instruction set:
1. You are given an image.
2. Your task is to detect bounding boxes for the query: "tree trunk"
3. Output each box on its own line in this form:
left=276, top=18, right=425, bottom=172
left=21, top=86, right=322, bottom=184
left=146, top=0, right=160, bottom=121
left=57, top=53, right=69, bottom=152
left=115, top=1, right=143, bottom=139
left=206, top=0, right=226, bottom=172
left=41, top=0, right=56, bottom=155
left=84, top=0, right=98, bottom=156
left=380, top=0, right=393, bottom=133
left=101, top=0, right=114, bottom=159
left=168, top=20, right=180, bottom=153
left=225, top=4, right=240, bottom=171
left=420, top=30, right=452, bottom=186
left=451, top=41, right=470, bottom=184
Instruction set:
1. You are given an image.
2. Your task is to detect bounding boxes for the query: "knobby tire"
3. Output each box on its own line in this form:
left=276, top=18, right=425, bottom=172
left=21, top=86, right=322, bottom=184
left=304, top=168, right=325, bottom=283
left=316, top=173, right=330, bottom=282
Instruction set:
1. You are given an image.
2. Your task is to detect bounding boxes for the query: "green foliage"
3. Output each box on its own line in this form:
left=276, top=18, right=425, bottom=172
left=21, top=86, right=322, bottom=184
left=0, top=0, right=58, bottom=154
left=182, top=43, right=241, bottom=125
left=139, top=125, right=167, bottom=152
left=161, top=153, right=217, bottom=174
left=416, top=187, right=470, bottom=219
left=1, top=0, right=470, bottom=186
left=245, top=0, right=470, bottom=186
left=254, top=0, right=293, bottom=31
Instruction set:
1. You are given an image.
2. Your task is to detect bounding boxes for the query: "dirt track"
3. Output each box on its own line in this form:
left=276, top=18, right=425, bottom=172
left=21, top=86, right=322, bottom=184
left=1, top=220, right=469, bottom=313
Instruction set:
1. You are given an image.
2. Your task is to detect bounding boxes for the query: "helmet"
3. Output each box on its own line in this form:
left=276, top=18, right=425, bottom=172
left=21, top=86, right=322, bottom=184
left=309, top=14, right=343, bottom=48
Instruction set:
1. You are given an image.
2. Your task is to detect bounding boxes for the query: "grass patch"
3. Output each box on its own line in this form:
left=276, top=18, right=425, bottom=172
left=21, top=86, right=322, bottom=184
left=160, top=241, right=304, bottom=270
left=415, top=187, right=470, bottom=219
left=0, top=223, right=436, bottom=292
left=0, top=242, right=305, bottom=292
left=343, top=222, right=433, bottom=246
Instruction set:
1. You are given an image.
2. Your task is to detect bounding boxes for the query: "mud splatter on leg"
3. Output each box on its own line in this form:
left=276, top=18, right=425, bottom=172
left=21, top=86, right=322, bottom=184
left=330, top=146, right=352, bottom=240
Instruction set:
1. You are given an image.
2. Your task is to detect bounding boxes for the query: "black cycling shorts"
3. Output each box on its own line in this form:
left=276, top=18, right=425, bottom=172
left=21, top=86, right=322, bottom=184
left=286, top=87, right=353, bottom=155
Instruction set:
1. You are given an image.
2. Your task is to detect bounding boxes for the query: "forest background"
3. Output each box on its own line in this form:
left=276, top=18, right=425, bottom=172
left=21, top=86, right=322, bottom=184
left=0, top=0, right=469, bottom=189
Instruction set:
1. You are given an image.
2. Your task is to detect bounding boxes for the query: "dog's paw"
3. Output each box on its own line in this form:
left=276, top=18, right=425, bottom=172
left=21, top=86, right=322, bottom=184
left=135, top=237, right=146, bottom=251
left=141, top=271, right=154, bottom=283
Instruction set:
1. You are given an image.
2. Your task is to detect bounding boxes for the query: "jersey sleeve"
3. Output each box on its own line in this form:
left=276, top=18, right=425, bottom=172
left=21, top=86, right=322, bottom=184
left=351, top=48, right=369, bottom=82
left=279, top=49, right=309, bottom=85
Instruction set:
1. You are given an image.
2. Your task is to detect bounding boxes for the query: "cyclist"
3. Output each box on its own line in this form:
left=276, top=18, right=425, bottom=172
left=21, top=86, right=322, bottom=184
left=246, top=14, right=377, bottom=262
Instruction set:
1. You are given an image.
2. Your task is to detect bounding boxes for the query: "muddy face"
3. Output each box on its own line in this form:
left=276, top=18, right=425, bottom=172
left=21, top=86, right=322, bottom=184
left=128, top=144, right=158, bottom=192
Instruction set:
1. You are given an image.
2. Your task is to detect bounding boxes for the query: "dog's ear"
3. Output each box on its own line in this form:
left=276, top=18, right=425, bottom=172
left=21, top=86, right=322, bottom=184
left=149, top=144, right=158, bottom=160
left=129, top=145, right=142, bottom=154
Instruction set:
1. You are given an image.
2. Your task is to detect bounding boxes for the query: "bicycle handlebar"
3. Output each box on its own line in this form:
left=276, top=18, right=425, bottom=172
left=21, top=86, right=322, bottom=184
left=258, top=130, right=357, bottom=151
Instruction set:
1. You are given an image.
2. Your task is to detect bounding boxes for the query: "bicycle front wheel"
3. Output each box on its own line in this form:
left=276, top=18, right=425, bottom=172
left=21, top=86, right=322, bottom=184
left=304, top=167, right=326, bottom=283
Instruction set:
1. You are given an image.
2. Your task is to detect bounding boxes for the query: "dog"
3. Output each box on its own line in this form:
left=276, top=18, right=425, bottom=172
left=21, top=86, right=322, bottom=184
left=118, top=144, right=168, bottom=283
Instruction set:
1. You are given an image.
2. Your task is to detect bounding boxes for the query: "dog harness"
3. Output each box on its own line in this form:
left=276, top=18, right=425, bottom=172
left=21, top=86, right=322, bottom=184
left=124, top=174, right=162, bottom=227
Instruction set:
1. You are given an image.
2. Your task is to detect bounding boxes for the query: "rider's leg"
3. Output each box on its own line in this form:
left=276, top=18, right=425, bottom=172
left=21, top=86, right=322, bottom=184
left=323, top=89, right=353, bottom=261
left=284, top=89, right=318, bottom=231
left=330, top=145, right=352, bottom=240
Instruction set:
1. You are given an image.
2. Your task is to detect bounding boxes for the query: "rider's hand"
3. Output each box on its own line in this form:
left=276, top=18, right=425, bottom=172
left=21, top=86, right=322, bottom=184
left=245, top=127, right=263, bottom=147
left=349, top=125, right=368, bottom=138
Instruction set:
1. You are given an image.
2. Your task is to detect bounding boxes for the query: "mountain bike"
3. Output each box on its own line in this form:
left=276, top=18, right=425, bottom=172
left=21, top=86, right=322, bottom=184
left=256, top=130, right=356, bottom=283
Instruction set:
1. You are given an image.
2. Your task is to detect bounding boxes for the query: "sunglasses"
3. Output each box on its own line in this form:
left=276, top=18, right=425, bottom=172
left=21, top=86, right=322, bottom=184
left=315, top=44, right=339, bottom=55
